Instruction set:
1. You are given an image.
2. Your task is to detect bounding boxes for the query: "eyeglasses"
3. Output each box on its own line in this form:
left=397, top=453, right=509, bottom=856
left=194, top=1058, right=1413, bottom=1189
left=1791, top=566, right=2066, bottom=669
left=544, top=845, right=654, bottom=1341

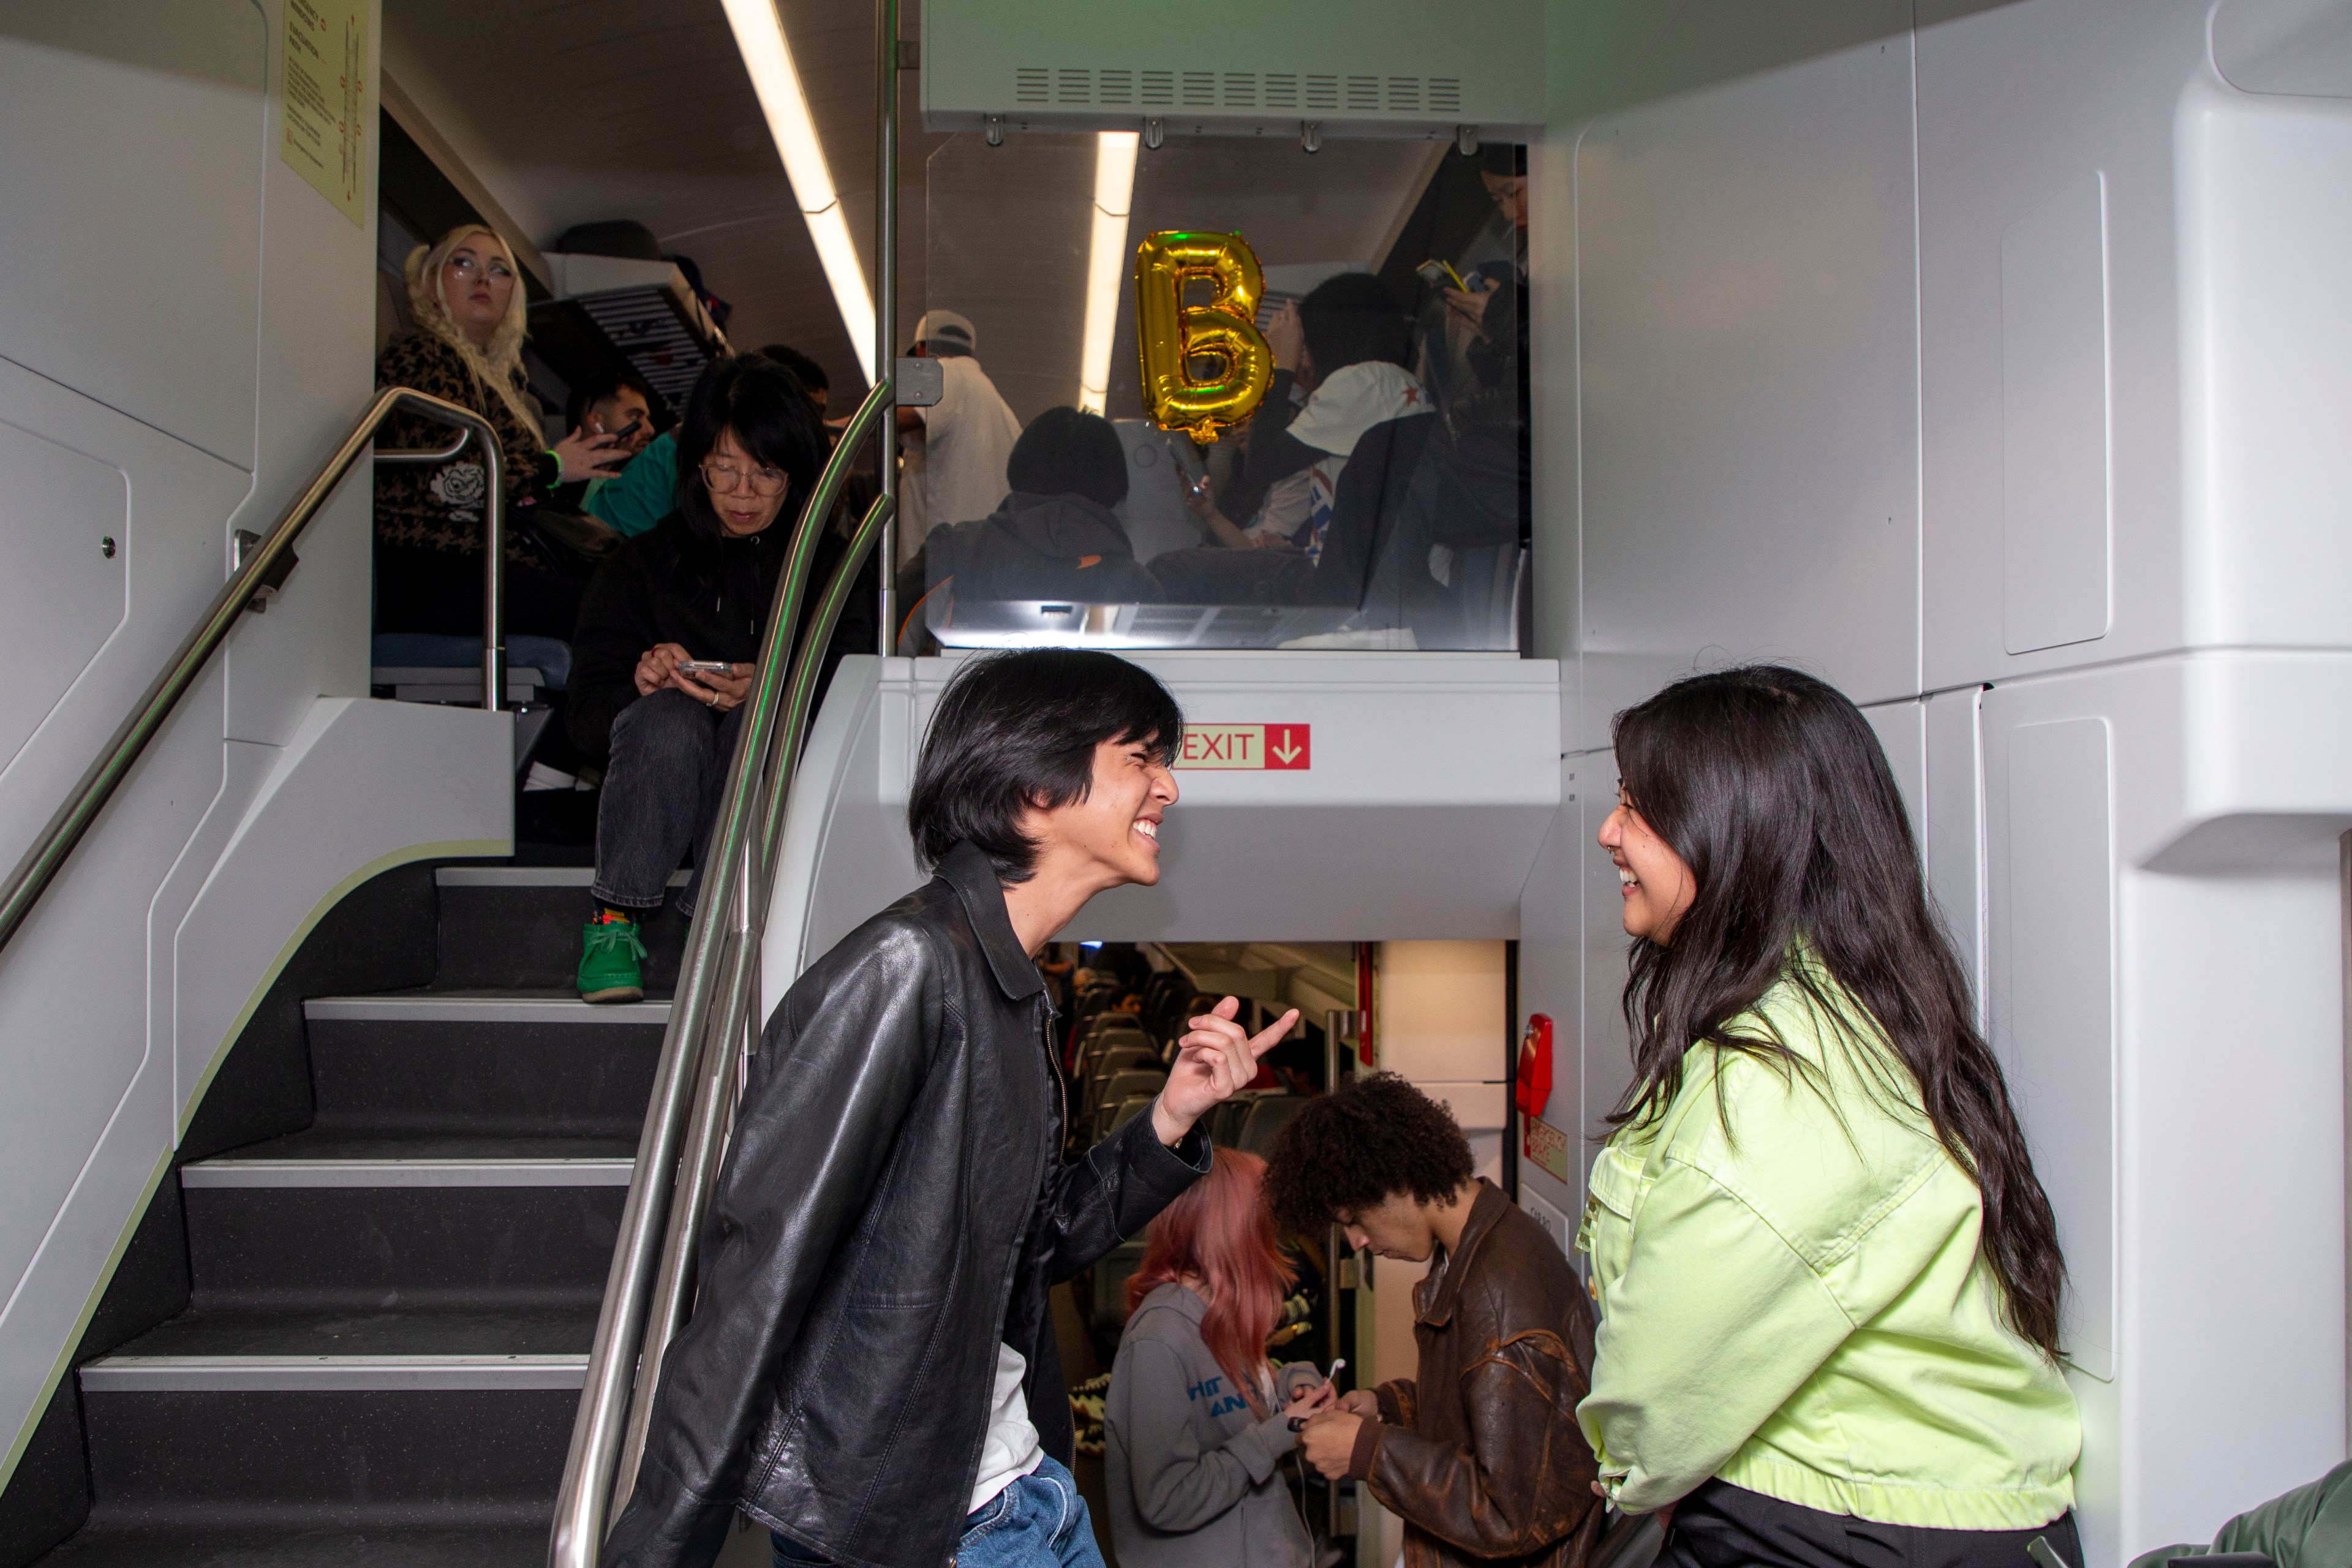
left=700, top=458, right=788, bottom=497
left=444, top=253, right=514, bottom=282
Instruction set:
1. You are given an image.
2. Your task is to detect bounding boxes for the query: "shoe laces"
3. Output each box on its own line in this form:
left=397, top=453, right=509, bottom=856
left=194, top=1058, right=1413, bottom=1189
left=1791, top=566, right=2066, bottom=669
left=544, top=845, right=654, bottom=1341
left=586, top=919, right=648, bottom=960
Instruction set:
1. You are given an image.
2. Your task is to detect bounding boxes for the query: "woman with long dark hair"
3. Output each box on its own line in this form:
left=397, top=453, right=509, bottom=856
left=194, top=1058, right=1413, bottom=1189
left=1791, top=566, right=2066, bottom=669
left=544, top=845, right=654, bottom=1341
left=1104, top=1148, right=1323, bottom=1568
left=1577, top=665, right=2082, bottom=1568
left=562, top=353, right=824, bottom=1001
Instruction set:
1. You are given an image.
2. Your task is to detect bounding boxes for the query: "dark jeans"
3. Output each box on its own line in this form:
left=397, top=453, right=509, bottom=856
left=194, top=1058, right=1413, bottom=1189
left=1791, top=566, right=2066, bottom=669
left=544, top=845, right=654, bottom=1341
left=591, top=688, right=742, bottom=917
left=1662, top=1480, right=2083, bottom=1568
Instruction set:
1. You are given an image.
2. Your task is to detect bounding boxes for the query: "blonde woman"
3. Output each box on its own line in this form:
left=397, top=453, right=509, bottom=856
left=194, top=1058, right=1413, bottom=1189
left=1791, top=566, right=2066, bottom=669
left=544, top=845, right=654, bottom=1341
left=374, top=223, right=625, bottom=637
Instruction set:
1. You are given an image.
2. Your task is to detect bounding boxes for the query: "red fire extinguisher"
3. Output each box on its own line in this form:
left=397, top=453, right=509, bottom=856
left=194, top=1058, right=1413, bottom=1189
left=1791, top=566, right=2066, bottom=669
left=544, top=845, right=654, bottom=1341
left=1515, top=1012, right=1553, bottom=1120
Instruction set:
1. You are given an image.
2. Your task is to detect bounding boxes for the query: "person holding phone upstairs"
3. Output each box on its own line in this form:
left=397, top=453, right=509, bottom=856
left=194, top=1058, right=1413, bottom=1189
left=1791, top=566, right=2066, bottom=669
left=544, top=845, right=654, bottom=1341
left=605, top=648, right=1297, bottom=1568
left=1578, top=666, right=2082, bottom=1568
left=1105, top=1147, right=1326, bottom=1568
left=563, top=353, right=824, bottom=1002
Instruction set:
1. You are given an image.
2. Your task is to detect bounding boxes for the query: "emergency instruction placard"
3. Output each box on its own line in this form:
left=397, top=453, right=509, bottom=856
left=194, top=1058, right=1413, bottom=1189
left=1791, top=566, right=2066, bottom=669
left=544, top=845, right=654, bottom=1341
left=283, top=0, right=368, bottom=226
left=1175, top=724, right=1311, bottom=771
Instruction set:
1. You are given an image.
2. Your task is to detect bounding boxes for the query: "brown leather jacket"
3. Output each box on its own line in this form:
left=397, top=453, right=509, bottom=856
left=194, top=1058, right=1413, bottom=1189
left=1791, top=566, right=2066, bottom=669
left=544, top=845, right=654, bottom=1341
left=1346, top=1181, right=1604, bottom=1567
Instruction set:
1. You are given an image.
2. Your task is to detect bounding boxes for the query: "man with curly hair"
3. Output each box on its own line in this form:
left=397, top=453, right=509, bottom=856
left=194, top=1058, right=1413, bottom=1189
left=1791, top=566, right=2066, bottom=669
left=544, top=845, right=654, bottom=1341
left=1266, top=1074, right=1602, bottom=1568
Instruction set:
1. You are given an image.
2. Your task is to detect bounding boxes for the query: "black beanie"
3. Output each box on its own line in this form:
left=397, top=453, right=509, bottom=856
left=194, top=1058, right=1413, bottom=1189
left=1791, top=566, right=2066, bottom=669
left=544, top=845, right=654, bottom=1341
left=1006, top=406, right=1129, bottom=510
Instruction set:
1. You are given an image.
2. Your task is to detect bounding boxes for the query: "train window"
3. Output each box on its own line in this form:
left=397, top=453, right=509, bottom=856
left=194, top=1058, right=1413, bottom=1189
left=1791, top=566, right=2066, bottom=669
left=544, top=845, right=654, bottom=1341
left=913, top=132, right=1528, bottom=654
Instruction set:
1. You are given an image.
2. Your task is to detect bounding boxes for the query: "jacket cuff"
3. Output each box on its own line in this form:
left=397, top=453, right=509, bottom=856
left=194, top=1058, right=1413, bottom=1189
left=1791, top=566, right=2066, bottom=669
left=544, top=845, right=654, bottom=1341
left=1346, top=1414, right=1382, bottom=1480
left=1132, top=1106, right=1210, bottom=1175
left=1238, top=1411, right=1297, bottom=1479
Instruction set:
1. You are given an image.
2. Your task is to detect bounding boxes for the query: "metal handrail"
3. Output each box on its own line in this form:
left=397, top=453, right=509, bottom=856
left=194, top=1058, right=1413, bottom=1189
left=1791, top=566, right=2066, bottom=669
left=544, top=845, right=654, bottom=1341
left=0, top=385, right=504, bottom=956
left=549, top=377, right=894, bottom=1568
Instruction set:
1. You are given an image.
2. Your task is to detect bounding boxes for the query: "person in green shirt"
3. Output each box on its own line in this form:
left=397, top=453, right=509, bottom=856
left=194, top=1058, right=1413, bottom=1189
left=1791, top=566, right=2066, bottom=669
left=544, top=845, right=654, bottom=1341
left=1578, top=664, right=2083, bottom=1568
left=2130, top=1461, right=2351, bottom=1567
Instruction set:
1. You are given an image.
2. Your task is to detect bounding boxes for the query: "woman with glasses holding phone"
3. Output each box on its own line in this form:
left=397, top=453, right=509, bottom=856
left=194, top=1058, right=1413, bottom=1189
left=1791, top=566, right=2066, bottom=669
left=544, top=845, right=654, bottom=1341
left=564, top=353, right=825, bottom=1003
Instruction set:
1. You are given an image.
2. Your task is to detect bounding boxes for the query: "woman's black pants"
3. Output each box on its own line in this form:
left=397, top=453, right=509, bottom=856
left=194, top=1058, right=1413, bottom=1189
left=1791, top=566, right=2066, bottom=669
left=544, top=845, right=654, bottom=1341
left=590, top=689, right=742, bottom=919
left=1662, top=1480, right=2084, bottom=1568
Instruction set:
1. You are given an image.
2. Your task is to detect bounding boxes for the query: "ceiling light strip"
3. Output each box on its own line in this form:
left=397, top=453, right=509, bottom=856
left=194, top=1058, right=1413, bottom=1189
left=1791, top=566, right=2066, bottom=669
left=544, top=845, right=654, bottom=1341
left=719, top=0, right=878, bottom=383
left=1077, top=132, right=1140, bottom=415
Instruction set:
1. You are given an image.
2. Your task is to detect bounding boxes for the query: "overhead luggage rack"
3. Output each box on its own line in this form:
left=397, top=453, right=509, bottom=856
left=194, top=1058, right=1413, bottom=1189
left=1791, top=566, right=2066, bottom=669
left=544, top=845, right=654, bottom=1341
left=528, top=252, right=729, bottom=420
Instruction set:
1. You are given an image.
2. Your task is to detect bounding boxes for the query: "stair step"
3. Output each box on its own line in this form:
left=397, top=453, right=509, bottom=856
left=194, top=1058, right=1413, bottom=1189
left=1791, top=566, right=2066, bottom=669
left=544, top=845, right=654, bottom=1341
left=305, top=992, right=673, bottom=1025
left=433, top=867, right=692, bottom=990
left=184, top=1157, right=633, bottom=1188
left=301, top=992, right=666, bottom=1138
left=71, top=1310, right=592, bottom=1525
left=88, top=1305, right=597, bottom=1362
left=181, top=1147, right=625, bottom=1307
left=34, top=1520, right=550, bottom=1568
left=84, top=1356, right=585, bottom=1392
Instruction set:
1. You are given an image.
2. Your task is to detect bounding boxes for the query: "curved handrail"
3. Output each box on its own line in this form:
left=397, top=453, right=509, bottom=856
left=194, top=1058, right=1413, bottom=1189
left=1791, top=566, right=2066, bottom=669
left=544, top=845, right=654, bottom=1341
left=0, top=385, right=503, bottom=956
left=609, top=484, right=895, bottom=1505
left=548, top=377, right=894, bottom=1568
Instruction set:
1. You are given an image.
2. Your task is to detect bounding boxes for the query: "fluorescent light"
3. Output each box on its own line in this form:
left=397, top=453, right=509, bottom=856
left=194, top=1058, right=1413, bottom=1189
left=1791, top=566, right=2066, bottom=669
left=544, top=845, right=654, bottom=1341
left=718, top=0, right=877, bottom=384
left=1077, top=131, right=1139, bottom=414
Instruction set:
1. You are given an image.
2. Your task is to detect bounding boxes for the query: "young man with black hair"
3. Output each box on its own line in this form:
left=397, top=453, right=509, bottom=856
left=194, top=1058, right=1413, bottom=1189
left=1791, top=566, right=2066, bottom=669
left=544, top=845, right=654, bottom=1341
left=607, top=648, right=1296, bottom=1568
left=1267, top=1073, right=1603, bottom=1568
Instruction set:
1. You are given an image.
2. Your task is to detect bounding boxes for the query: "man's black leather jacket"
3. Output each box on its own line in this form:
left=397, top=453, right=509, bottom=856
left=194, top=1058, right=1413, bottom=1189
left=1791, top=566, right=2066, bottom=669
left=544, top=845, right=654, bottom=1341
left=604, top=841, right=1209, bottom=1568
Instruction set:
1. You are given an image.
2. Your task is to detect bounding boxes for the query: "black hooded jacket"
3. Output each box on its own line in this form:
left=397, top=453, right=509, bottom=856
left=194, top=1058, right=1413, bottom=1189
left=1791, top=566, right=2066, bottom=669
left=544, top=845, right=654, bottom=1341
left=927, top=491, right=1161, bottom=606
left=603, top=842, right=1210, bottom=1568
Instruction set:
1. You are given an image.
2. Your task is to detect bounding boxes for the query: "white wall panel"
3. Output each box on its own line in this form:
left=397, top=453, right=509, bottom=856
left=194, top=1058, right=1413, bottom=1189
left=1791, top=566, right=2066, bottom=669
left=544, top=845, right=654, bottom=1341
left=1572, top=22, right=1920, bottom=747
left=1981, top=653, right=2352, bottom=1560
left=0, top=4, right=266, bottom=468
left=2000, top=173, right=2113, bottom=655
left=1924, top=684, right=1986, bottom=1005
left=1988, top=714, right=2118, bottom=1379
left=2178, top=81, right=2352, bottom=651
left=1576, top=761, right=1638, bottom=1194
left=0, top=422, right=130, bottom=777
left=1917, top=1, right=2211, bottom=689
left=1513, top=796, right=1585, bottom=1221
left=1862, top=698, right=1926, bottom=844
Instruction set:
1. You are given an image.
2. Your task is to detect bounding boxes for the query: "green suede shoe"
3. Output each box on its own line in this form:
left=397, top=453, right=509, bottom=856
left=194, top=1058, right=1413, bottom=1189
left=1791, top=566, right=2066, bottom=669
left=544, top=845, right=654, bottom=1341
left=577, top=915, right=648, bottom=1004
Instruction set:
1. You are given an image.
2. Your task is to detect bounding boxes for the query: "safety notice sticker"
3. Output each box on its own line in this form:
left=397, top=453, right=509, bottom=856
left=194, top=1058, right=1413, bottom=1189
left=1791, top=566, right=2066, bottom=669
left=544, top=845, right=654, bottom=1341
left=1174, top=723, right=1311, bottom=771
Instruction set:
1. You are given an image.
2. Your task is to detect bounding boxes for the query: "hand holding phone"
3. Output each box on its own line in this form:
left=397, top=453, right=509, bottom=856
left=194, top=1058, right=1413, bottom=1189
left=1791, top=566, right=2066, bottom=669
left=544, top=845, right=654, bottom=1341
left=1287, top=1357, right=1346, bottom=1430
left=677, top=660, right=734, bottom=676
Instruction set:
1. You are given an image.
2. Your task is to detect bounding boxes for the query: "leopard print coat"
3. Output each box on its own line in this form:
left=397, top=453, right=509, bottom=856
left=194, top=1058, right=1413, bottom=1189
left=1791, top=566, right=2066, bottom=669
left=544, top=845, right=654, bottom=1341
left=373, top=329, right=557, bottom=564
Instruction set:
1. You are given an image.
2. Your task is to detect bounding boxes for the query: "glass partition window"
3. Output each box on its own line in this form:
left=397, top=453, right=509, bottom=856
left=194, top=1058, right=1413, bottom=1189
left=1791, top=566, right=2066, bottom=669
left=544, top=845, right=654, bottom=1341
left=910, top=132, right=1527, bottom=652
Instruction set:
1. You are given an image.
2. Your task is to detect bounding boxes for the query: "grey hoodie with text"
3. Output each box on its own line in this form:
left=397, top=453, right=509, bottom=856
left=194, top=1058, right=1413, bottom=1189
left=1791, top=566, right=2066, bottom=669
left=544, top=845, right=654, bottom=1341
left=1105, top=1282, right=1316, bottom=1568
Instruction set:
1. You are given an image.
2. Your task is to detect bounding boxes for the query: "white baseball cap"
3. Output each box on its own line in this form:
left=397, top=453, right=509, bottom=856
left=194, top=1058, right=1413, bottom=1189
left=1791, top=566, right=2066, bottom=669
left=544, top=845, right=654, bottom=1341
left=914, top=309, right=976, bottom=353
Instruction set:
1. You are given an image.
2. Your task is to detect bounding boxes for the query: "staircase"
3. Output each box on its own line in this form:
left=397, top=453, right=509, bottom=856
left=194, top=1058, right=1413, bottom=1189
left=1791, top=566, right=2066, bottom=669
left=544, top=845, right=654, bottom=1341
left=35, top=865, right=686, bottom=1568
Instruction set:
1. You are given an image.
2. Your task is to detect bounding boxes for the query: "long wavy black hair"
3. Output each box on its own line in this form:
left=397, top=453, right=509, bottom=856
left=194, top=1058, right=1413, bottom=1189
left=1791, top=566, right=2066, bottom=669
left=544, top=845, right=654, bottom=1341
left=1610, top=665, right=2067, bottom=1359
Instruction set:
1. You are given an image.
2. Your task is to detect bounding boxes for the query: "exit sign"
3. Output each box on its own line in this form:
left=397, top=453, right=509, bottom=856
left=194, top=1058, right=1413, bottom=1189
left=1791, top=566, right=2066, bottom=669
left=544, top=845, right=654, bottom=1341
left=1175, top=723, right=1311, bottom=771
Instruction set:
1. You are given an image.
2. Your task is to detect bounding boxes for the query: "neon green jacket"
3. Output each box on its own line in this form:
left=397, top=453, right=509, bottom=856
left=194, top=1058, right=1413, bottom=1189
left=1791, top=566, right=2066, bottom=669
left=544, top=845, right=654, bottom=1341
left=1575, top=963, right=2081, bottom=1528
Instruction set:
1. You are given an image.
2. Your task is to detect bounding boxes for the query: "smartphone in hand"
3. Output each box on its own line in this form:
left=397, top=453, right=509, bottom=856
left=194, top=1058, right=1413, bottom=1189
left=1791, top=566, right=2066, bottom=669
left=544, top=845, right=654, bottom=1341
left=677, top=660, right=733, bottom=677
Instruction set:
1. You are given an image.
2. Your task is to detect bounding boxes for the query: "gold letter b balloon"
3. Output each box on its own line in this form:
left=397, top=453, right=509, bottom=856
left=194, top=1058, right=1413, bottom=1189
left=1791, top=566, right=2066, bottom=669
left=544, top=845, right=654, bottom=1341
left=1133, top=232, right=1274, bottom=442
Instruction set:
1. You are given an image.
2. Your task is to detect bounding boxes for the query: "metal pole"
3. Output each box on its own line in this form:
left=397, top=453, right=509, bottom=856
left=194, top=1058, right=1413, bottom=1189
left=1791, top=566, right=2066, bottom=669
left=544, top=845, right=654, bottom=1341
left=874, top=0, right=899, bottom=656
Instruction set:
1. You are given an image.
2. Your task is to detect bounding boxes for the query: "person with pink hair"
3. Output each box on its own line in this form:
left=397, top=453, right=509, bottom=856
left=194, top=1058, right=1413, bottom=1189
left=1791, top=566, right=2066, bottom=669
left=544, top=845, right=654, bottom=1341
left=1104, top=1148, right=1327, bottom=1568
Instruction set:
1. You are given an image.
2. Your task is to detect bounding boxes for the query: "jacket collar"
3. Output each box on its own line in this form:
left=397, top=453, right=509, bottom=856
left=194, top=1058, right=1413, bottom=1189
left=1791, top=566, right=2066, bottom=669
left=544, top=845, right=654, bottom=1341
left=1416, top=1179, right=1507, bottom=1329
left=938, top=840, right=1044, bottom=1001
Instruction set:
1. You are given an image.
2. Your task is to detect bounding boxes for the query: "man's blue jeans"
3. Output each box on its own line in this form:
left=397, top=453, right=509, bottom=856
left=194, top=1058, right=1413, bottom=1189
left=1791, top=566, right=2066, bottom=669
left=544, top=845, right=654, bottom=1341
left=770, top=1454, right=1105, bottom=1568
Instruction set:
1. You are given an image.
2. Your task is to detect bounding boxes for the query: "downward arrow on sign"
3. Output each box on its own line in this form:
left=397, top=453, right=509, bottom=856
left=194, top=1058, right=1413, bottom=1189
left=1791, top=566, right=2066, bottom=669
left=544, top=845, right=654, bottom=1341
left=1265, top=725, right=1310, bottom=769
